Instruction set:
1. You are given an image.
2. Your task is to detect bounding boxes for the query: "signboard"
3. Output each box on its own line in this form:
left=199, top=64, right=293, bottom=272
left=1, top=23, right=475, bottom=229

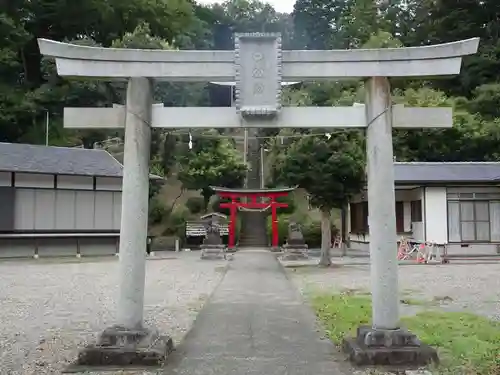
left=234, top=33, right=282, bottom=117
left=185, top=222, right=229, bottom=237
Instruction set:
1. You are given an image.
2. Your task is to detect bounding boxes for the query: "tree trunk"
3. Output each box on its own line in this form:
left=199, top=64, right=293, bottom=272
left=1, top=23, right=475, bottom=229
left=341, top=205, right=349, bottom=257
left=202, top=189, right=212, bottom=213
left=319, top=208, right=332, bottom=267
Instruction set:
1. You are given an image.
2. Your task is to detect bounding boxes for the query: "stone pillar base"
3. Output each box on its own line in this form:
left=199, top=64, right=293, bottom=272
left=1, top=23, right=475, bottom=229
left=281, top=245, right=308, bottom=260
left=342, top=325, right=438, bottom=366
left=200, top=245, right=227, bottom=260
left=66, top=325, right=173, bottom=371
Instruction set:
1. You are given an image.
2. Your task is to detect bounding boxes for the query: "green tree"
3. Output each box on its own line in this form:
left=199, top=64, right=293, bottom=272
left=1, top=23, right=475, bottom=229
left=411, top=0, right=500, bottom=97
left=0, top=0, right=202, bottom=145
left=273, top=133, right=365, bottom=266
left=177, top=136, right=247, bottom=211
left=390, top=87, right=500, bottom=162
left=468, top=83, right=500, bottom=120
left=293, top=0, right=348, bottom=49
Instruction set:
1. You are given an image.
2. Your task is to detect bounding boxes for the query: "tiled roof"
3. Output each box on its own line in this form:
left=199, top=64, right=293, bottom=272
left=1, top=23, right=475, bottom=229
left=0, top=142, right=123, bottom=177
left=394, top=162, right=500, bottom=183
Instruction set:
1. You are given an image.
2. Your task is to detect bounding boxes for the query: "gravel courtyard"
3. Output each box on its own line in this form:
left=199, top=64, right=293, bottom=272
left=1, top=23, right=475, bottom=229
left=285, top=259, right=500, bottom=321
left=0, top=252, right=227, bottom=375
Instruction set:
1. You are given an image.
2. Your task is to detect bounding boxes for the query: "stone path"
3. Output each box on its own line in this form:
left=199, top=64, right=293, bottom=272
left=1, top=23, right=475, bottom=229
left=165, top=250, right=352, bottom=375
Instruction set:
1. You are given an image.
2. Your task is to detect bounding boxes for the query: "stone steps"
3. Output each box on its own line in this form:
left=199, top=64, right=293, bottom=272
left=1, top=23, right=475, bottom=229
left=239, top=134, right=268, bottom=248
left=239, top=211, right=268, bottom=248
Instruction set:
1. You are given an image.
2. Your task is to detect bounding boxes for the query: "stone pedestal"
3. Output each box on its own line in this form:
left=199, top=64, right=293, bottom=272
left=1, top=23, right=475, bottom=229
left=200, top=216, right=227, bottom=260
left=281, top=221, right=309, bottom=260
left=281, top=243, right=308, bottom=260
left=201, top=244, right=227, bottom=259
left=342, top=325, right=438, bottom=366
left=67, top=326, right=173, bottom=370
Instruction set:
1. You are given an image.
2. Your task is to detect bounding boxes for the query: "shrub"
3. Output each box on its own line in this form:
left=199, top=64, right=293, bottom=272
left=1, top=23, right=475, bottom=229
left=148, top=180, right=162, bottom=199
left=211, top=197, right=231, bottom=216
left=148, top=198, right=169, bottom=225
left=162, top=208, right=188, bottom=237
left=185, top=196, right=205, bottom=215
left=302, top=221, right=322, bottom=248
left=275, top=194, right=296, bottom=214
left=266, top=214, right=289, bottom=245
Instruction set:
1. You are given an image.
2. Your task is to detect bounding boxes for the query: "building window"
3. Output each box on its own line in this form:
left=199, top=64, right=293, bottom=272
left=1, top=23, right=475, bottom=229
left=410, top=200, right=422, bottom=222
left=448, top=200, right=495, bottom=242
left=350, top=201, right=407, bottom=234
left=395, top=201, right=405, bottom=233
left=350, top=202, right=368, bottom=233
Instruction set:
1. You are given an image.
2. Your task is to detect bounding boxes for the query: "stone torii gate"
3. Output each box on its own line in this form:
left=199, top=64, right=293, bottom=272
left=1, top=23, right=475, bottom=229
left=38, top=34, right=478, bottom=368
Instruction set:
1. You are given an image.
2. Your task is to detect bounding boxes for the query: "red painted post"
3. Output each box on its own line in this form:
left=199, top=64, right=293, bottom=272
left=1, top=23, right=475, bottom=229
left=228, top=198, right=236, bottom=248
left=271, top=198, right=278, bottom=248
left=216, top=190, right=291, bottom=249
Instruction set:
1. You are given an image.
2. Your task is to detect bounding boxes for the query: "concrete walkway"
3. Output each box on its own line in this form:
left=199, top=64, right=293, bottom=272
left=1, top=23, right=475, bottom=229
left=165, top=250, right=352, bottom=374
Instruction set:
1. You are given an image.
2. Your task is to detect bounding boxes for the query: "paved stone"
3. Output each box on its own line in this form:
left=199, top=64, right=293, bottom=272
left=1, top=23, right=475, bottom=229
left=165, top=250, right=353, bottom=375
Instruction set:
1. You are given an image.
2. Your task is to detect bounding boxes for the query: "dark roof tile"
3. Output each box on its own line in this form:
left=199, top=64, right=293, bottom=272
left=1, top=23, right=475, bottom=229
left=0, top=142, right=123, bottom=177
left=394, top=162, right=500, bottom=183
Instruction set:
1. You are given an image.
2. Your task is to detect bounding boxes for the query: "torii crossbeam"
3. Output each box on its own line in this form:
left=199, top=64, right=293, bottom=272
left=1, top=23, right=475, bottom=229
left=64, top=104, right=452, bottom=129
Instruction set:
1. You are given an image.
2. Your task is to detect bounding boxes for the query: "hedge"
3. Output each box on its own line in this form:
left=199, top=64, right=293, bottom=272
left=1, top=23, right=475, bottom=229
left=266, top=215, right=322, bottom=248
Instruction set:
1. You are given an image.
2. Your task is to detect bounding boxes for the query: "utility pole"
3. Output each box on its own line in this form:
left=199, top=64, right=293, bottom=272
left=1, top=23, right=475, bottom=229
left=45, top=110, right=49, bottom=146
left=260, top=146, right=265, bottom=189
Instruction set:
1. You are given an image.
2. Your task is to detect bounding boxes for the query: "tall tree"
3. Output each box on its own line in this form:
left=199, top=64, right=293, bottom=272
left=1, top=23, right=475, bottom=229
left=177, top=133, right=247, bottom=210
left=0, top=0, right=203, bottom=145
left=415, top=0, right=500, bottom=97
left=292, top=0, right=347, bottom=49
left=273, top=132, right=365, bottom=266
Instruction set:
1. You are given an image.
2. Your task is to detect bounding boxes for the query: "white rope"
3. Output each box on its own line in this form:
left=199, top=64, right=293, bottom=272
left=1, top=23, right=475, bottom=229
left=237, top=205, right=271, bottom=212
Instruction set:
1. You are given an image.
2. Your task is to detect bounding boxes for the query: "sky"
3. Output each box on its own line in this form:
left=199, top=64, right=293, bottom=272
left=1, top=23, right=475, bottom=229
left=196, top=0, right=295, bottom=14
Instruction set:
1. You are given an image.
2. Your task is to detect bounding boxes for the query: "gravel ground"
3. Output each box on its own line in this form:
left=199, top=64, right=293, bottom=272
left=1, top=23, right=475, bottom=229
left=284, top=259, right=500, bottom=320
left=0, top=252, right=227, bottom=375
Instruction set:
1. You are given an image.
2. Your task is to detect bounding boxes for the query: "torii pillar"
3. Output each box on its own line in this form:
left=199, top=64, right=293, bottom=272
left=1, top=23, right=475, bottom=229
left=38, top=35, right=479, bottom=368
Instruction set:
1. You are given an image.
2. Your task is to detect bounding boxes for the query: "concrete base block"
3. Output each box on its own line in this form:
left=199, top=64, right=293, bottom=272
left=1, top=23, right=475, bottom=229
left=281, top=245, right=308, bottom=260
left=343, top=326, right=438, bottom=367
left=200, top=245, right=226, bottom=260
left=66, top=325, right=173, bottom=370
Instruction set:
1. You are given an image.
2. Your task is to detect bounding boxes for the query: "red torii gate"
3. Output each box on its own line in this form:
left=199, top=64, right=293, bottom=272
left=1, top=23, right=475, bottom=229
left=211, top=186, right=296, bottom=249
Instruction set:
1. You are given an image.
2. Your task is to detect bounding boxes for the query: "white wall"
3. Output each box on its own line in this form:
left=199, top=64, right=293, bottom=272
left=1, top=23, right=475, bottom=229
left=96, top=177, right=122, bottom=191
left=14, top=188, right=122, bottom=231
left=58, top=175, right=93, bottom=190
left=3, top=172, right=125, bottom=233
left=15, top=173, right=53, bottom=188
left=424, top=187, right=448, bottom=244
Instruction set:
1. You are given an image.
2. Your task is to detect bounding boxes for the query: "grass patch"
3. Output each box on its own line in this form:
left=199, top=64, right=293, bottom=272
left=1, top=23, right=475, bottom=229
left=311, top=293, right=500, bottom=375
left=339, top=287, right=370, bottom=297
